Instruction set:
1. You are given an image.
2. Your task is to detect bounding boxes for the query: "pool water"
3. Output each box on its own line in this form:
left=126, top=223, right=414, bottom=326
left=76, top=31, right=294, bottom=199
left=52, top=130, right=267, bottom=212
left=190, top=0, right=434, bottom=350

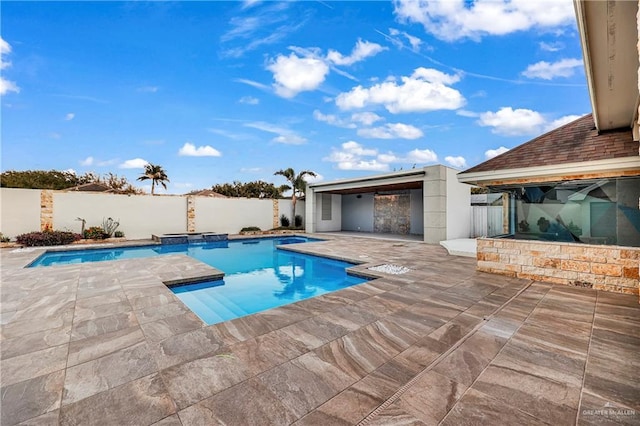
left=29, top=237, right=368, bottom=325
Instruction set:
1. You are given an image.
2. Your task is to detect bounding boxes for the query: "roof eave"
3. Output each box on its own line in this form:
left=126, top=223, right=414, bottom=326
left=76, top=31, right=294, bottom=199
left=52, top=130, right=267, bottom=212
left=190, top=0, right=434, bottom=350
left=457, top=156, right=640, bottom=186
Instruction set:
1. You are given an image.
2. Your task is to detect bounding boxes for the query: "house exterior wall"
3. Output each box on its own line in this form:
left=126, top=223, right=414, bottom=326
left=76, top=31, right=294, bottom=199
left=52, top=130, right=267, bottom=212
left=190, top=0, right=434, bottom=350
left=410, top=189, right=424, bottom=235
left=477, top=238, right=639, bottom=295
left=423, top=165, right=447, bottom=243
left=315, top=194, right=342, bottom=232
left=314, top=193, right=342, bottom=232
left=0, top=188, right=297, bottom=240
left=446, top=167, right=471, bottom=240
left=341, top=193, right=374, bottom=232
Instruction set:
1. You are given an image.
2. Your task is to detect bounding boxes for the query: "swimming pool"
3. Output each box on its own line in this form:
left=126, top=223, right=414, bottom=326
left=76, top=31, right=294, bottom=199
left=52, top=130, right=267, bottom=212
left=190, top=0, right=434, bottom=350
left=30, top=237, right=369, bottom=325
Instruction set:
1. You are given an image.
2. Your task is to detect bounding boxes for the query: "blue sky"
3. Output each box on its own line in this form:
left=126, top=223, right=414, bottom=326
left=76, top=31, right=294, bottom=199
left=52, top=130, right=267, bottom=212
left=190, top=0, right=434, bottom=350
left=1, top=0, right=590, bottom=194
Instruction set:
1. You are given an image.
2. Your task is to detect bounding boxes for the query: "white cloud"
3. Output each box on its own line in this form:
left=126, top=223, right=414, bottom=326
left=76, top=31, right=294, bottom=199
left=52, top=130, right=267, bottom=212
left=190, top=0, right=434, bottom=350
left=244, top=121, right=307, bottom=145
left=456, top=109, right=479, bottom=118
left=445, top=155, right=467, bottom=168
left=49, top=132, right=61, bottom=140
left=273, top=134, right=307, bottom=145
left=0, top=37, right=19, bottom=95
left=267, top=53, right=329, bottom=98
left=326, top=39, right=387, bottom=66
left=539, top=41, right=564, bottom=52
left=239, top=96, right=259, bottom=105
left=406, top=148, right=438, bottom=164
left=342, top=141, right=378, bottom=156
left=0, top=79, right=19, bottom=95
left=80, top=156, right=94, bottom=166
left=137, top=86, right=158, bottom=93
left=351, top=112, right=383, bottom=126
left=234, top=78, right=271, bottom=91
left=240, top=167, right=262, bottom=173
left=478, top=107, right=546, bottom=136
left=324, top=141, right=438, bottom=171
left=313, top=110, right=356, bottom=128
left=336, top=67, right=464, bottom=113
left=119, top=158, right=149, bottom=169
left=65, top=113, right=75, bottom=121
left=0, top=37, right=12, bottom=70
left=337, top=160, right=389, bottom=171
left=485, top=146, right=510, bottom=159
left=357, top=123, right=423, bottom=140
left=178, top=142, right=222, bottom=157
left=393, top=0, right=575, bottom=42
left=522, top=58, right=583, bottom=80
left=303, top=173, right=324, bottom=183
left=478, top=107, right=583, bottom=137
left=544, top=114, right=582, bottom=132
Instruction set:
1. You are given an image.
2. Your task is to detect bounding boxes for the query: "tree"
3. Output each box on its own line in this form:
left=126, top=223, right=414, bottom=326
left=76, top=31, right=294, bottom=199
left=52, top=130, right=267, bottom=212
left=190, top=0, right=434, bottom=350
left=208, top=180, right=288, bottom=198
left=0, top=170, right=142, bottom=193
left=137, top=163, right=169, bottom=195
left=274, top=168, right=316, bottom=225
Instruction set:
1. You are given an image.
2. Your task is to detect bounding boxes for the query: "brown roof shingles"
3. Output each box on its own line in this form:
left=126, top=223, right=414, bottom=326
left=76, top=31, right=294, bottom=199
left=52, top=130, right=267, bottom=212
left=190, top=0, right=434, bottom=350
left=460, top=114, right=638, bottom=175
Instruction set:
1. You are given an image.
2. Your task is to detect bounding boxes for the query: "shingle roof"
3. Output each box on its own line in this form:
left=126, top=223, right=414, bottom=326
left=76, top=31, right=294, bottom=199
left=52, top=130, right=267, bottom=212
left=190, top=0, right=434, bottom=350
left=460, top=114, right=638, bottom=175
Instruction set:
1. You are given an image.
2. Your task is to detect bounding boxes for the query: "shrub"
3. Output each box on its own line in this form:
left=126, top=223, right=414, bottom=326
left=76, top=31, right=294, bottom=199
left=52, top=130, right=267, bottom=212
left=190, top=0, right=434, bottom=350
left=102, top=217, right=120, bottom=237
left=294, top=215, right=303, bottom=228
left=84, top=226, right=108, bottom=239
left=240, top=226, right=261, bottom=232
left=0, top=233, right=10, bottom=243
left=279, top=214, right=290, bottom=227
left=113, top=230, right=125, bottom=238
left=16, top=230, right=81, bottom=246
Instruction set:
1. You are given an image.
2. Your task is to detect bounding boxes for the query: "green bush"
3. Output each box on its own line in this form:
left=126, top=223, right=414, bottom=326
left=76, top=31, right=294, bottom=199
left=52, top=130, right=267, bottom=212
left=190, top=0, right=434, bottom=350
left=294, top=215, right=303, bottom=228
left=16, top=230, right=81, bottom=246
left=279, top=214, right=290, bottom=227
left=240, top=226, right=261, bottom=232
left=113, top=231, right=125, bottom=238
left=83, top=226, right=108, bottom=239
left=0, top=233, right=10, bottom=243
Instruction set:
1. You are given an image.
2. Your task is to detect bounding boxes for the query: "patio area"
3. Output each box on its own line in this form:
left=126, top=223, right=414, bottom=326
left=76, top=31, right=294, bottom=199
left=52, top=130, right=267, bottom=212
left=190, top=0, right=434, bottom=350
left=1, top=235, right=638, bottom=425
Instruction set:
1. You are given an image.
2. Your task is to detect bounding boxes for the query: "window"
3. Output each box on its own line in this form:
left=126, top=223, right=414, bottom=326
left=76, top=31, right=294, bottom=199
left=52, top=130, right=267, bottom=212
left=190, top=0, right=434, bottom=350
left=321, top=193, right=332, bottom=221
left=485, top=176, right=640, bottom=247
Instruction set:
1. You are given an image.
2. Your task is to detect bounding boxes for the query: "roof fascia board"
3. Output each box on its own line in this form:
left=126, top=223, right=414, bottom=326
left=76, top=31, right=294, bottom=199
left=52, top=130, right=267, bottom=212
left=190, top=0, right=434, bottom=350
left=574, top=0, right=600, bottom=130
left=458, top=156, right=640, bottom=185
left=310, top=171, right=425, bottom=193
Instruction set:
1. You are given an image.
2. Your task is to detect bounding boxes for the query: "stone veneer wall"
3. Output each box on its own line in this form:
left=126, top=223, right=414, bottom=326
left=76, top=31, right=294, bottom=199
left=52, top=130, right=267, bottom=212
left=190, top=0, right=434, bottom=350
left=40, top=190, right=54, bottom=231
left=478, top=238, right=640, bottom=295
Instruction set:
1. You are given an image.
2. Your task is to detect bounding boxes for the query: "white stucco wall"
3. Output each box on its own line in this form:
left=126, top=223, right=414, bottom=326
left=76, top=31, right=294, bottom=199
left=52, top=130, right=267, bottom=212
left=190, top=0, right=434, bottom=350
left=0, top=188, right=42, bottom=239
left=315, top=193, right=342, bottom=232
left=196, top=198, right=275, bottom=234
left=277, top=199, right=305, bottom=226
left=410, top=189, right=424, bottom=235
left=54, top=192, right=187, bottom=239
left=341, top=193, right=374, bottom=232
left=446, top=167, right=471, bottom=239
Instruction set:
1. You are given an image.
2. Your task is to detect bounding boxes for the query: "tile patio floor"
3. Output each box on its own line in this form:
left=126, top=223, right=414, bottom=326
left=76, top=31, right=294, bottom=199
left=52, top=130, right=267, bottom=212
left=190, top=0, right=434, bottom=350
left=1, top=235, right=638, bottom=425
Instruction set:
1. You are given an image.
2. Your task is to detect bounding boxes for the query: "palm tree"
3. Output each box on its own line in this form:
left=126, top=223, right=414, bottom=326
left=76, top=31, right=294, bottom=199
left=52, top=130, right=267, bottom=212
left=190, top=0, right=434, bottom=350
left=137, top=163, right=169, bottom=195
left=274, top=168, right=316, bottom=226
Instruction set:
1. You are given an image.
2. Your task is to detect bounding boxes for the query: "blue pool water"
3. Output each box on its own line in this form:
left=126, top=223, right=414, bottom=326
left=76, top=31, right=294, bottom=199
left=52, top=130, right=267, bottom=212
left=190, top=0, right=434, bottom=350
left=30, top=237, right=368, bottom=325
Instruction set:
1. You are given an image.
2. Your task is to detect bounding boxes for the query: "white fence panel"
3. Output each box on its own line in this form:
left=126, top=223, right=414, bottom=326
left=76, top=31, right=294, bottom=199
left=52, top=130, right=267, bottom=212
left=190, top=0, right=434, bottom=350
left=471, top=206, right=504, bottom=237
left=0, top=188, right=42, bottom=239
left=54, top=192, right=187, bottom=239
left=195, top=198, right=274, bottom=234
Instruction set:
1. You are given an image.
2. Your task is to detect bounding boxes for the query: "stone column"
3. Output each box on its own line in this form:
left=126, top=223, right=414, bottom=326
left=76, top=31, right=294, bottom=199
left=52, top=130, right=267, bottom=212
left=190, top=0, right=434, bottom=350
left=40, top=190, right=54, bottom=231
left=272, top=199, right=279, bottom=229
left=423, top=165, right=447, bottom=244
left=186, top=195, right=196, bottom=233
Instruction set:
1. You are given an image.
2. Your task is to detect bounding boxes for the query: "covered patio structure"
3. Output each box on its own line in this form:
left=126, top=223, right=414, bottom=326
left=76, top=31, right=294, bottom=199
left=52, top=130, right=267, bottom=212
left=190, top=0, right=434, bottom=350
left=304, top=165, right=471, bottom=244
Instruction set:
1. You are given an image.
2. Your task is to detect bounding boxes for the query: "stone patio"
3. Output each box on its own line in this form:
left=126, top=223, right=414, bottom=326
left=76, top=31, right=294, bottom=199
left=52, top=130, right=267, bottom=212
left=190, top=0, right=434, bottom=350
left=1, top=235, right=638, bottom=425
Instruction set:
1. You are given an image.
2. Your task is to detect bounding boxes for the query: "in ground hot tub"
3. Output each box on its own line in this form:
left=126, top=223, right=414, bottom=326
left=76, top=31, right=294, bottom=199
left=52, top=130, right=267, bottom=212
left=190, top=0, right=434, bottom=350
left=152, top=232, right=228, bottom=245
